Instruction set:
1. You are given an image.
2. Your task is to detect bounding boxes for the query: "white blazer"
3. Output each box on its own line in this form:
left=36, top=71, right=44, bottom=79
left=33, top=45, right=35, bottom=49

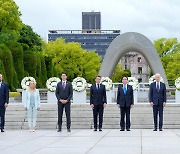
left=24, top=89, right=40, bottom=109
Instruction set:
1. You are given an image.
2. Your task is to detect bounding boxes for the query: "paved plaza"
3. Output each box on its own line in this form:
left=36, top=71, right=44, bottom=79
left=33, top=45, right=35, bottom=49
left=1, top=129, right=180, bottom=154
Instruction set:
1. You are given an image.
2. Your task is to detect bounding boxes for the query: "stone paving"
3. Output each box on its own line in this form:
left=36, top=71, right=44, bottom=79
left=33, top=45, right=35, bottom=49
left=1, top=129, right=180, bottom=154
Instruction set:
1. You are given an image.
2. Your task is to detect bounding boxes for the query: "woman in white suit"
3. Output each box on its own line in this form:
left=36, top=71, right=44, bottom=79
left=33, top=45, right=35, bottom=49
left=24, top=81, right=40, bottom=132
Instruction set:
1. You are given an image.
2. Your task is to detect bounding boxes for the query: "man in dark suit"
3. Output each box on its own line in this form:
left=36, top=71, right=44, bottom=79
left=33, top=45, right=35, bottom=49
left=149, top=73, right=166, bottom=131
left=55, top=72, right=73, bottom=132
left=0, top=74, right=9, bottom=132
left=117, top=76, right=134, bottom=131
left=90, top=75, right=107, bottom=131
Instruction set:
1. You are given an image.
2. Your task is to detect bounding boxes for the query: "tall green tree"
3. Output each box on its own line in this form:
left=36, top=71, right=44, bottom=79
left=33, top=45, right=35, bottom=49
left=43, top=38, right=101, bottom=82
left=36, top=53, right=43, bottom=88
left=44, top=56, right=55, bottom=78
left=0, top=50, right=6, bottom=81
left=0, top=44, right=16, bottom=90
left=111, top=64, right=131, bottom=82
left=154, top=38, right=180, bottom=58
left=5, top=41, right=24, bottom=83
left=165, top=52, right=180, bottom=82
left=0, top=0, right=22, bottom=43
left=23, top=51, right=37, bottom=78
left=154, top=38, right=180, bottom=82
left=40, top=55, right=47, bottom=87
left=18, top=24, right=43, bottom=52
left=83, top=51, right=101, bottom=83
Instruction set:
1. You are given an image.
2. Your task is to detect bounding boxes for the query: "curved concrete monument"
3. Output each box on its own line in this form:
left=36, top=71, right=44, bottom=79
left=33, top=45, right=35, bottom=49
left=99, top=32, right=169, bottom=86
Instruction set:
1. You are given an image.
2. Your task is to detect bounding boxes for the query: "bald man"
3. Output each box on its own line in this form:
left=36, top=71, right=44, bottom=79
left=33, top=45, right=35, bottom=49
left=149, top=73, right=166, bottom=131
left=0, top=74, right=9, bottom=132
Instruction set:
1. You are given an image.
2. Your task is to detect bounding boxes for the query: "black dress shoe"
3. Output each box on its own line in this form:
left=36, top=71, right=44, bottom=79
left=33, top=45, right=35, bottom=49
left=67, top=129, right=71, bottom=132
left=99, top=129, right=102, bottom=131
left=120, top=129, right=125, bottom=131
left=1, top=129, right=4, bottom=132
left=126, top=129, right=131, bottom=131
left=159, top=129, right=163, bottom=131
left=57, top=129, right=61, bottom=132
left=94, top=129, right=97, bottom=131
left=153, top=129, right=157, bottom=131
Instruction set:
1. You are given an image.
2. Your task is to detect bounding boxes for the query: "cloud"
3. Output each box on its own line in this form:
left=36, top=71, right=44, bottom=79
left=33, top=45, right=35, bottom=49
left=15, top=0, right=180, bottom=41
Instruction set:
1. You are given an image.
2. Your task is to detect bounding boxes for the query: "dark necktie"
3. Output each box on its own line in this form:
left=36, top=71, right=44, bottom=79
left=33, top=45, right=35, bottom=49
left=157, top=83, right=160, bottom=92
left=98, top=84, right=100, bottom=89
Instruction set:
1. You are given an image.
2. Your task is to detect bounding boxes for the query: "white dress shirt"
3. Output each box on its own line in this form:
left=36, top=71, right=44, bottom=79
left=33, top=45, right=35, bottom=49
left=96, top=83, right=100, bottom=89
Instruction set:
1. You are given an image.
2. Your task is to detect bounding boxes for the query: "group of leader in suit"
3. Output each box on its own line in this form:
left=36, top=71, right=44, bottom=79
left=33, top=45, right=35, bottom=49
left=55, top=72, right=166, bottom=132
left=0, top=73, right=166, bottom=132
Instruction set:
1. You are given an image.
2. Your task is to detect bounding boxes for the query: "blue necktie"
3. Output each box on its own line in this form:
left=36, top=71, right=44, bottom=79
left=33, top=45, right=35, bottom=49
left=123, top=85, right=127, bottom=94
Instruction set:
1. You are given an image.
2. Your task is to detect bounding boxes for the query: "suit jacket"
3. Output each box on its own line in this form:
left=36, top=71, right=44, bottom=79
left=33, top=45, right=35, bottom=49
left=149, top=82, right=166, bottom=106
left=24, top=89, right=41, bottom=109
left=0, top=82, right=9, bottom=106
left=55, top=81, right=73, bottom=103
left=90, top=84, right=107, bottom=105
left=117, top=84, right=134, bottom=107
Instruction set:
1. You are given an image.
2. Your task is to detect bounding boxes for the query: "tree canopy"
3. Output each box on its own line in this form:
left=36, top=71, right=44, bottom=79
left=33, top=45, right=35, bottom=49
left=154, top=38, right=180, bottom=83
left=43, top=39, right=101, bottom=83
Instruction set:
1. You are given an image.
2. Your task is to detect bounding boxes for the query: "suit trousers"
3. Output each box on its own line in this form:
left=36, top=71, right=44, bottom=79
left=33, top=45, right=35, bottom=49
left=120, top=106, right=131, bottom=129
left=0, top=106, right=6, bottom=129
left=93, top=104, right=104, bottom=129
left=58, top=102, right=71, bottom=129
left=153, top=101, right=163, bottom=129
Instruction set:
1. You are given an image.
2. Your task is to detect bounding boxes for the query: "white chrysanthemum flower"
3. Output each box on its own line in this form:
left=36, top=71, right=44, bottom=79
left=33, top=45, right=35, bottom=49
left=149, top=75, right=164, bottom=85
left=128, top=77, right=139, bottom=90
left=46, top=77, right=61, bottom=92
left=72, top=77, right=87, bottom=92
left=175, top=77, right=180, bottom=91
left=21, top=77, right=36, bottom=90
left=101, top=77, right=112, bottom=91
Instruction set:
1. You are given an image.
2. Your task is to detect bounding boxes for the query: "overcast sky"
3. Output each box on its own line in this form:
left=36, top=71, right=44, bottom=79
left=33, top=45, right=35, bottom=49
left=15, top=0, right=180, bottom=42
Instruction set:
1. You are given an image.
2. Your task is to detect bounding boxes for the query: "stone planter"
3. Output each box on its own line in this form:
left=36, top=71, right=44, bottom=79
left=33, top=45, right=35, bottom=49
left=106, top=90, right=112, bottom=103
left=133, top=89, right=138, bottom=104
left=47, top=91, right=57, bottom=103
left=175, top=89, right=180, bottom=104
left=73, top=90, right=86, bottom=104
left=22, top=90, right=26, bottom=104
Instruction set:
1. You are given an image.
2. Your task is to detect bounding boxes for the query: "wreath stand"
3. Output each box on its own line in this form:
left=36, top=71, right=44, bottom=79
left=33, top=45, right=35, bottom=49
left=175, top=89, right=180, bottom=104
left=106, top=90, right=112, bottom=103
left=47, top=91, right=57, bottom=103
left=73, top=90, right=86, bottom=104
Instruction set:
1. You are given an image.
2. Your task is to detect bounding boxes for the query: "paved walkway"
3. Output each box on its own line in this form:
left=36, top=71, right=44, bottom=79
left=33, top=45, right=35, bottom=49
left=1, top=129, right=180, bottom=154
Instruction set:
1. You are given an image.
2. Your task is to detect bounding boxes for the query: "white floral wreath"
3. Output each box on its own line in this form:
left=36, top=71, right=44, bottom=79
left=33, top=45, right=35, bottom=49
left=101, top=77, right=112, bottom=91
left=46, top=77, right=61, bottom=92
left=175, top=77, right=180, bottom=91
left=72, top=77, right=87, bottom=92
left=149, top=75, right=164, bottom=85
left=128, top=77, right=139, bottom=90
left=21, top=77, right=36, bottom=90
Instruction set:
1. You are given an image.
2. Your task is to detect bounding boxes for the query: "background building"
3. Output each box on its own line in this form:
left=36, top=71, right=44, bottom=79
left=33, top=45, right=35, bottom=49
left=48, top=11, right=150, bottom=82
left=48, top=11, right=120, bottom=58
left=48, top=30, right=120, bottom=58
left=119, top=52, right=150, bottom=82
left=82, top=11, right=101, bottom=32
